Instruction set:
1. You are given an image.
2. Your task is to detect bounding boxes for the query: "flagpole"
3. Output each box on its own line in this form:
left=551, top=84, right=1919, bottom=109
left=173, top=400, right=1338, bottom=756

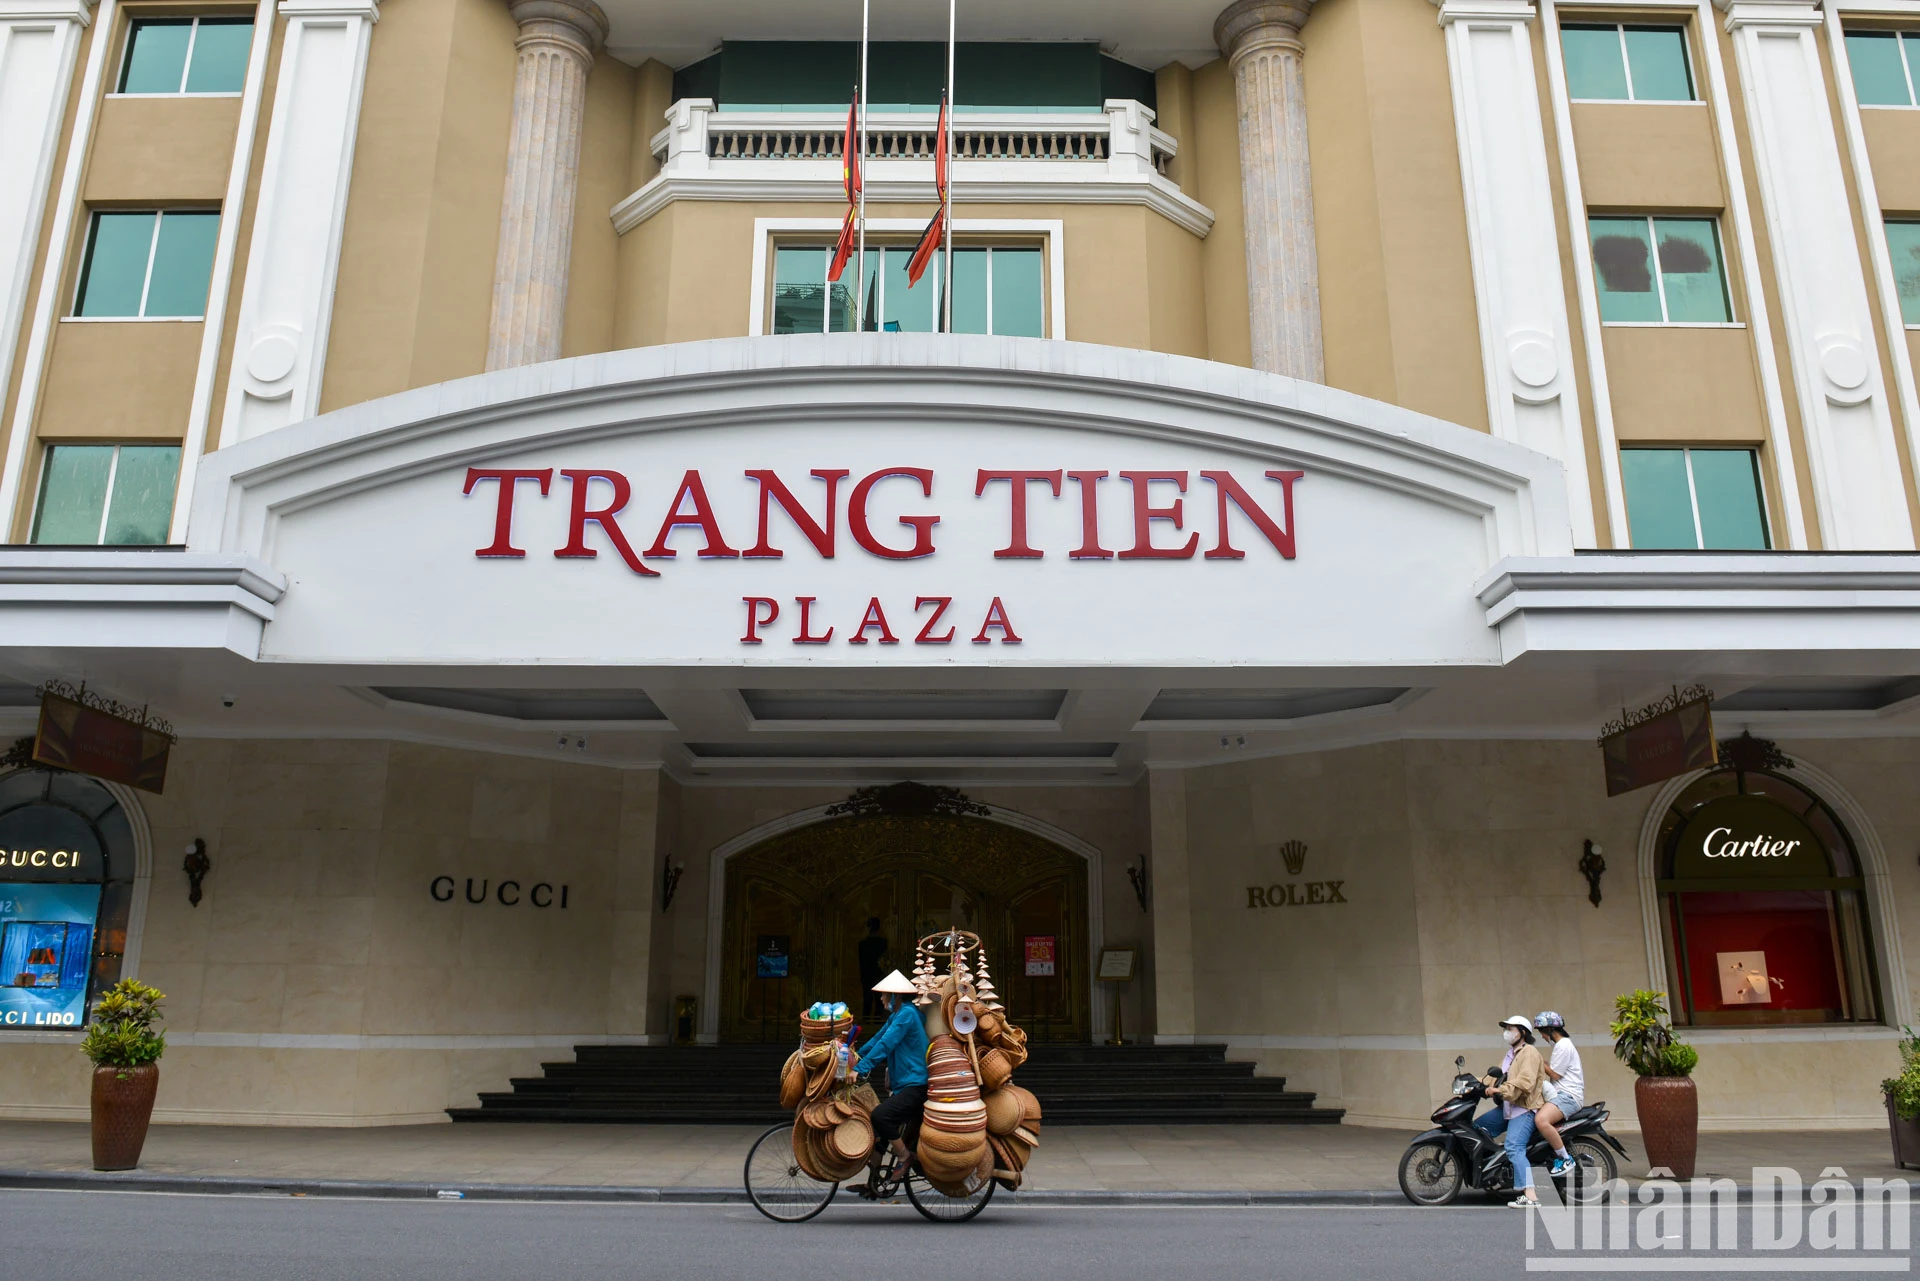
left=856, top=0, right=870, bottom=330
left=941, top=0, right=955, bottom=334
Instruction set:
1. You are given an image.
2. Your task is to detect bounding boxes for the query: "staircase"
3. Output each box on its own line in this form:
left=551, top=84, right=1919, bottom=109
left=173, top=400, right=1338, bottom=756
left=447, top=1043, right=1346, bottom=1125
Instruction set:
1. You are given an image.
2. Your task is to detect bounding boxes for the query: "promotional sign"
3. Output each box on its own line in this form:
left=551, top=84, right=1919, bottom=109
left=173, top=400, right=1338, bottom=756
left=756, top=935, right=790, bottom=979
left=0, top=882, right=100, bottom=1027
left=33, top=692, right=171, bottom=794
left=1023, top=936, right=1055, bottom=977
left=1600, top=691, right=1716, bottom=796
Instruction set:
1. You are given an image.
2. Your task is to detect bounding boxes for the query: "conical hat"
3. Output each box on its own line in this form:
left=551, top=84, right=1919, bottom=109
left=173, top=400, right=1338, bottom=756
left=871, top=969, right=918, bottom=994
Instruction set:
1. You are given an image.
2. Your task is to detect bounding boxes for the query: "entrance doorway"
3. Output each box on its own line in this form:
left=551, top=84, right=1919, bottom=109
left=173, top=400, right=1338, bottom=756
left=719, top=813, right=1089, bottom=1043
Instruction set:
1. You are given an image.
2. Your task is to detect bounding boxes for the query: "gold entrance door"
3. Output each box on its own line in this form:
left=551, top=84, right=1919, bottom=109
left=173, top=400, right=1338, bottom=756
left=720, top=814, right=1088, bottom=1043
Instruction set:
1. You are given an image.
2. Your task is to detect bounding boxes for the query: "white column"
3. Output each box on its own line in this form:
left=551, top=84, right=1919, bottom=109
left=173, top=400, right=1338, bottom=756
left=1147, top=767, right=1196, bottom=1045
left=219, top=0, right=378, bottom=445
left=1215, top=0, right=1324, bottom=382
left=0, top=0, right=89, bottom=437
left=1435, top=0, right=1597, bottom=547
left=485, top=0, right=607, bottom=371
left=1720, top=0, right=1913, bottom=549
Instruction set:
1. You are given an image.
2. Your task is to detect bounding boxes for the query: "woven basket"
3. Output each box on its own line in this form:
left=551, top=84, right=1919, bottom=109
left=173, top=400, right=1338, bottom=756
left=982, top=1088, right=1021, bottom=1137
left=778, top=1051, right=805, bottom=1109
left=978, top=1048, right=1012, bottom=1091
left=827, top=1112, right=874, bottom=1163
left=800, top=1014, right=853, bottom=1045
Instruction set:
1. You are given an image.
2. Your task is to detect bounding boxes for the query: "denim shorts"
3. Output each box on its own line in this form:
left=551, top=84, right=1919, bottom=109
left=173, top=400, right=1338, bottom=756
left=1544, top=1083, right=1583, bottom=1114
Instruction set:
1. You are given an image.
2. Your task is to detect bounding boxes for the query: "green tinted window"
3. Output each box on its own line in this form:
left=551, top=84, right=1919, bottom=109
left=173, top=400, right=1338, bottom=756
left=1621, top=447, right=1769, bottom=550
left=1846, top=31, right=1914, bottom=106
left=119, top=19, right=191, bottom=93
left=950, top=248, right=988, bottom=334
left=1563, top=26, right=1630, bottom=99
left=771, top=246, right=827, bottom=334
left=184, top=19, right=254, bottom=94
left=30, top=445, right=113, bottom=544
left=1887, top=222, right=1920, bottom=325
left=143, top=211, right=220, bottom=317
left=76, top=213, right=156, bottom=317
left=990, top=248, right=1044, bottom=337
left=1623, top=27, right=1694, bottom=101
left=1622, top=448, right=1699, bottom=548
left=881, top=246, right=938, bottom=332
left=1589, top=217, right=1662, bottom=322
left=1689, top=449, right=1769, bottom=549
left=1654, top=218, right=1729, bottom=322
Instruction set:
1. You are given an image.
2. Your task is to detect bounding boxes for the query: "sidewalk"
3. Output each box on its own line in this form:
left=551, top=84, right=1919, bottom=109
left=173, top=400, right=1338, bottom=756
left=0, top=1119, right=1903, bottom=1202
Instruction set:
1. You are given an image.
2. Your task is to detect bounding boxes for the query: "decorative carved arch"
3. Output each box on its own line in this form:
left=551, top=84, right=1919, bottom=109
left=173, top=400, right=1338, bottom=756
left=1635, top=750, right=1911, bottom=1028
left=701, top=801, right=1106, bottom=1041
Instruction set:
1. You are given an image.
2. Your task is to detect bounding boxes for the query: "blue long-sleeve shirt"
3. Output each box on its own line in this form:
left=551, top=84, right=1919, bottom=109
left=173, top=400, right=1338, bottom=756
left=855, top=1001, right=928, bottom=1088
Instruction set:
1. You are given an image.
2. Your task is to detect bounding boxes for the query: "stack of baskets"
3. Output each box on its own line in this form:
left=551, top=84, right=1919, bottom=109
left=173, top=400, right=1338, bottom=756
left=917, top=1034, right=991, bottom=1194
left=779, top=1009, right=877, bottom=1183
left=911, top=940, right=1042, bottom=1194
left=973, top=1007, right=1041, bottom=1186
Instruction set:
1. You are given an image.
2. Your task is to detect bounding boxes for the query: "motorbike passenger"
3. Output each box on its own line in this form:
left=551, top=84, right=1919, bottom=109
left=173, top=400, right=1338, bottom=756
left=855, top=970, right=928, bottom=1193
left=1533, top=1010, right=1584, bottom=1178
left=1473, top=1014, right=1547, bottom=1207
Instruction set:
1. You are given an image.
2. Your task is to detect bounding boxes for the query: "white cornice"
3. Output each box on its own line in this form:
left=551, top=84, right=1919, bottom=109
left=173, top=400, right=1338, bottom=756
left=277, top=0, right=379, bottom=18
left=611, top=169, right=1215, bottom=238
left=1715, top=0, right=1823, bottom=26
left=0, top=0, right=92, bottom=22
left=1433, top=0, right=1538, bottom=24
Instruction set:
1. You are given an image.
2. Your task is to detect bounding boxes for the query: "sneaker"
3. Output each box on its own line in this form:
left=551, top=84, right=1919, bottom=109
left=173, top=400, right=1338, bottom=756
left=1510, top=1195, right=1539, bottom=1208
left=1550, top=1158, right=1577, bottom=1177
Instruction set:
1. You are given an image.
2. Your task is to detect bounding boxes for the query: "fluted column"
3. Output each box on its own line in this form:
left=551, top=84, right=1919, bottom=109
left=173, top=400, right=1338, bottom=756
left=486, top=0, right=607, bottom=371
left=1215, top=0, right=1323, bottom=382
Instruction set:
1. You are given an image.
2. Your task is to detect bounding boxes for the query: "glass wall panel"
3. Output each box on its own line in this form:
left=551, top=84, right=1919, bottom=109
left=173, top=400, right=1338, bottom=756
left=1689, top=448, right=1768, bottom=549
left=119, top=19, right=191, bottom=93
left=771, top=246, right=826, bottom=334
left=1887, top=222, right=1920, bottom=325
left=1623, top=27, right=1694, bottom=100
left=102, top=446, right=181, bottom=545
left=950, top=248, right=988, bottom=334
left=30, top=446, right=112, bottom=545
left=184, top=19, right=254, bottom=93
left=882, top=247, right=937, bottom=332
left=1846, top=31, right=1914, bottom=106
left=1563, top=25, right=1630, bottom=99
left=76, top=213, right=155, bottom=317
left=991, top=247, right=1044, bottom=337
left=1654, top=218, right=1730, bottom=322
left=1589, top=217, right=1662, bottom=321
left=1621, top=448, right=1698, bottom=548
left=144, top=212, right=220, bottom=318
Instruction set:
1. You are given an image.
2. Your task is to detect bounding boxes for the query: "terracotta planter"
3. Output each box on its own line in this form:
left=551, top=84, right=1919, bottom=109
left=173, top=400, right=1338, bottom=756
left=1635, top=1075, right=1698, bottom=1179
left=1887, top=1095, right=1920, bottom=1171
left=90, top=1064, right=159, bottom=1171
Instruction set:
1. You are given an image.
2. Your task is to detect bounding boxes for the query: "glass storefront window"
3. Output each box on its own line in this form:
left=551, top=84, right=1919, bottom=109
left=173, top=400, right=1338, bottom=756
left=769, top=242, right=1047, bottom=336
left=1655, top=766, right=1881, bottom=1027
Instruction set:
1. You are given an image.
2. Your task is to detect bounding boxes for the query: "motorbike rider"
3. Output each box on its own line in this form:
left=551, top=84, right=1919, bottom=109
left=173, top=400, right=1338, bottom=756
left=1472, top=1014, right=1547, bottom=1207
left=855, top=970, right=928, bottom=1193
left=1533, top=1010, right=1584, bottom=1178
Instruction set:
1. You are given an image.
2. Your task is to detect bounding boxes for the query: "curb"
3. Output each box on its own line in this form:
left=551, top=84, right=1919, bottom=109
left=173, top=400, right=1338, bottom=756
left=0, top=1170, right=1883, bottom=1207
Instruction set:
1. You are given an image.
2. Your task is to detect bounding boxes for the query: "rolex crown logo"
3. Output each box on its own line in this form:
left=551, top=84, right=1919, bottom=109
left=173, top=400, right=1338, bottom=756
left=1279, top=840, right=1308, bottom=877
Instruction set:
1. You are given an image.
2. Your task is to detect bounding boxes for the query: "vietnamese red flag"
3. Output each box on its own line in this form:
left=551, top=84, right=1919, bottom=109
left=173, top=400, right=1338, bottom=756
left=933, top=94, right=949, bottom=200
left=905, top=206, right=944, bottom=286
left=828, top=206, right=858, bottom=282
left=842, top=93, right=861, bottom=203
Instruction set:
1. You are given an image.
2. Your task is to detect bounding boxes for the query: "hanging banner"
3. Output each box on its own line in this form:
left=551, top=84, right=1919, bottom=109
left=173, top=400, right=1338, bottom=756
left=33, top=690, right=172, bottom=794
left=1599, top=686, right=1716, bottom=797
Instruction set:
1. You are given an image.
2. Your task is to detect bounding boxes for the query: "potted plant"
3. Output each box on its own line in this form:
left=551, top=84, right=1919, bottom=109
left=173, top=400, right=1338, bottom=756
left=1881, top=1027, right=1920, bottom=1170
left=1611, top=989, right=1699, bottom=1178
left=81, top=979, right=166, bottom=1171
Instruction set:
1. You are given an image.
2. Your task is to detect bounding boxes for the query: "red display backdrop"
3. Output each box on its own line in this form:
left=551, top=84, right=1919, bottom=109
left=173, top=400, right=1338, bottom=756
left=1671, top=890, right=1845, bottom=1019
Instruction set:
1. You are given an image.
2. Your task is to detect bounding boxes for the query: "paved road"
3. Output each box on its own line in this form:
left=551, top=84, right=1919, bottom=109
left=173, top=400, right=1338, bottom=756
left=6, top=1189, right=1914, bottom=1280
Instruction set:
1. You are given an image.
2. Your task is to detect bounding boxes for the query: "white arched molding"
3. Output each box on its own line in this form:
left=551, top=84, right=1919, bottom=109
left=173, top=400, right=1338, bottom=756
left=699, top=802, right=1107, bottom=1043
left=1635, top=753, right=1913, bottom=1030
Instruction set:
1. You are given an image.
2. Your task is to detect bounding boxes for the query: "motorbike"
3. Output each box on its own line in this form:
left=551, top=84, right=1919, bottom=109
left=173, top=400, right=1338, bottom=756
left=1398, top=1056, right=1631, bottom=1205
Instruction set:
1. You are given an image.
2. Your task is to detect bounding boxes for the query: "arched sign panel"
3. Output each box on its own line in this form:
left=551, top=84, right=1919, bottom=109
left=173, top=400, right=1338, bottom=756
left=190, top=338, right=1572, bottom=667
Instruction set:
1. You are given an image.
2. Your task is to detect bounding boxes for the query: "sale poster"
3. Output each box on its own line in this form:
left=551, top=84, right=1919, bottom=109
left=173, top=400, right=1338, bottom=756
left=1024, top=935, right=1056, bottom=977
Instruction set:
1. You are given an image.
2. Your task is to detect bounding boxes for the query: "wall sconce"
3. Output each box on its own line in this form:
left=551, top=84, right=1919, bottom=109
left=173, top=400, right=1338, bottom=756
left=1127, top=853, right=1149, bottom=912
left=183, top=838, right=211, bottom=907
left=1578, top=839, right=1606, bottom=908
left=661, top=860, right=685, bottom=911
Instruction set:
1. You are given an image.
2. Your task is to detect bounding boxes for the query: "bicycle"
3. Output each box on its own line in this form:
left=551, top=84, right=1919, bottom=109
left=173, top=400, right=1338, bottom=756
left=743, top=1118, right=996, bottom=1224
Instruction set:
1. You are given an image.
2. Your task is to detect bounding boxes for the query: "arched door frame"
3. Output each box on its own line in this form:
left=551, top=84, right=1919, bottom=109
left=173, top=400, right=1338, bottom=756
left=701, top=803, right=1106, bottom=1043
left=1635, top=751, right=1912, bottom=1028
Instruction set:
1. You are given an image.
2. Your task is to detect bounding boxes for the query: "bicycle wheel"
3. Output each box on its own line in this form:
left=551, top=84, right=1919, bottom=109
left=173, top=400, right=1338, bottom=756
left=744, top=1122, right=838, bottom=1223
left=905, top=1160, right=995, bottom=1223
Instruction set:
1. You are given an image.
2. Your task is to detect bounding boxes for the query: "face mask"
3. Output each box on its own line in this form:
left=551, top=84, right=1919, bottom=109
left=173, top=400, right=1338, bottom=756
left=1503, top=1028, right=1521, bottom=1045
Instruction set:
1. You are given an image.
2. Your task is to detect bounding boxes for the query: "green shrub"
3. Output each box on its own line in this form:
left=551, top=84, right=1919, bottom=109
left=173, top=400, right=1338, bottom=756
left=1610, top=989, right=1697, bottom=1078
left=81, top=979, right=166, bottom=1072
left=1883, top=1026, right=1920, bottom=1120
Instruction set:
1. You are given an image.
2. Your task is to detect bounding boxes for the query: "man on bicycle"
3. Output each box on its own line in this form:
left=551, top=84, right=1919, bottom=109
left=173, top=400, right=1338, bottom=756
left=855, top=970, right=927, bottom=1190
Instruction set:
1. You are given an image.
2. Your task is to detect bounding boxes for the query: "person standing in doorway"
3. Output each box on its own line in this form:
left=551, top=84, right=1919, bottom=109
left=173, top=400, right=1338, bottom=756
left=858, top=918, right=889, bottom=1018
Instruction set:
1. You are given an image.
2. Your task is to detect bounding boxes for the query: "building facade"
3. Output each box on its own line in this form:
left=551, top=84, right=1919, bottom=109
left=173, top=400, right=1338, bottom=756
left=0, top=0, right=1916, bottom=1129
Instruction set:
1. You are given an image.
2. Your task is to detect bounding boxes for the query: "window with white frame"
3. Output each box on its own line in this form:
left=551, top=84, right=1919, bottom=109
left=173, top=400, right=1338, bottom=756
left=1620, top=446, right=1769, bottom=550
left=1888, top=221, right=1920, bottom=325
left=1845, top=29, right=1920, bottom=106
left=1561, top=23, right=1696, bottom=101
left=1588, top=215, right=1731, bottom=323
left=30, top=443, right=182, bottom=546
left=74, top=210, right=220, bottom=319
left=117, top=17, right=253, bottom=95
left=769, top=243, right=1046, bottom=336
